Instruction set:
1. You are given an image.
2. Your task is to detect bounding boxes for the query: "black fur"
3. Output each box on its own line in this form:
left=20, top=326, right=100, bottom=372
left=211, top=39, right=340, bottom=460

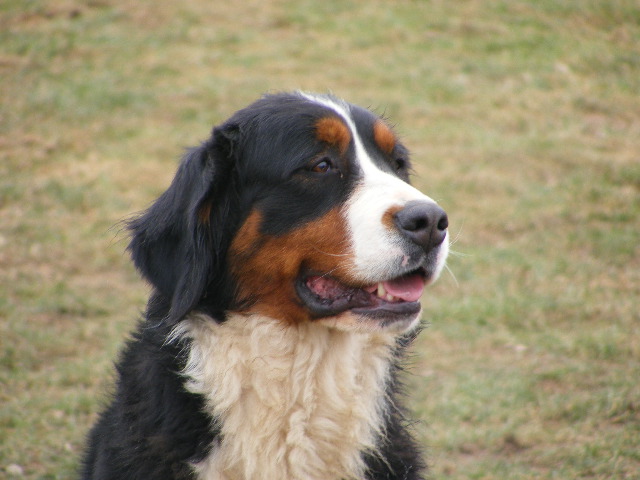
left=82, top=93, right=426, bottom=480
left=82, top=308, right=216, bottom=479
left=126, top=126, right=240, bottom=324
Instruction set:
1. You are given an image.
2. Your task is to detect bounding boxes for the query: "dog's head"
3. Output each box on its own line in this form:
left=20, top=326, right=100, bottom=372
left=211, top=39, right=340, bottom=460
left=129, top=92, right=448, bottom=333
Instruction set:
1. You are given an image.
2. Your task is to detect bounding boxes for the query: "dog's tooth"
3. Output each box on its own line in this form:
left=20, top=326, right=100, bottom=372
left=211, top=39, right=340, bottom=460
left=386, top=293, right=397, bottom=302
left=377, top=282, right=386, bottom=298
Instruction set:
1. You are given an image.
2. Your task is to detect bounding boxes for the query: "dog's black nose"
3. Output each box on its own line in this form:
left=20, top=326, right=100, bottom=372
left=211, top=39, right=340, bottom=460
left=395, top=200, right=448, bottom=252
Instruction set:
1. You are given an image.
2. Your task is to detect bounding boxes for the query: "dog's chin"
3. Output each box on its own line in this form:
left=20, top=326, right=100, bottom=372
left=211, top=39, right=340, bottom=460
left=315, top=307, right=423, bottom=334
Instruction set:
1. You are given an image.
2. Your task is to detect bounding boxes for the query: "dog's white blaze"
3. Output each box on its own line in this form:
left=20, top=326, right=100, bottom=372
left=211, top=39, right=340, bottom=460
left=302, top=93, right=448, bottom=282
left=346, top=166, right=439, bottom=281
left=174, top=313, right=397, bottom=480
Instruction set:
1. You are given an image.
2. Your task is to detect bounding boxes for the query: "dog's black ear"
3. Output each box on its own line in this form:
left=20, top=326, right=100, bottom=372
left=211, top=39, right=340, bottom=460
left=127, top=124, right=239, bottom=323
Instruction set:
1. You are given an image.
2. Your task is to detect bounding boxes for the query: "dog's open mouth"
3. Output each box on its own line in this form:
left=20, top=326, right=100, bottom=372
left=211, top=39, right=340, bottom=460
left=296, top=269, right=427, bottom=323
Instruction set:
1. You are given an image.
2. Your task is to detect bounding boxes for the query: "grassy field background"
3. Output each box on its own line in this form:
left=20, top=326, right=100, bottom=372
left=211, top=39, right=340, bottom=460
left=2, top=1, right=639, bottom=478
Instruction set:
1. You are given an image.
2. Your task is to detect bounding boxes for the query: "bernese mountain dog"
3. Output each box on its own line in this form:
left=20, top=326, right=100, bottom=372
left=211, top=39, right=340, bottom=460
left=82, top=92, right=449, bottom=480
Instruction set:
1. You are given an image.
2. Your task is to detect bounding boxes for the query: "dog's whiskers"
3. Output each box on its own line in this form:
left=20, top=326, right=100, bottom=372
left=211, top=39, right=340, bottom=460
left=312, top=249, right=350, bottom=257
left=310, top=240, right=350, bottom=257
left=444, top=263, right=459, bottom=287
left=446, top=221, right=468, bottom=260
left=319, top=266, right=340, bottom=278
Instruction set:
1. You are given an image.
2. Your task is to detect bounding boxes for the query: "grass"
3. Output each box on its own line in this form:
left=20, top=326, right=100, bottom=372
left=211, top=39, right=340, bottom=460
left=2, top=0, right=639, bottom=478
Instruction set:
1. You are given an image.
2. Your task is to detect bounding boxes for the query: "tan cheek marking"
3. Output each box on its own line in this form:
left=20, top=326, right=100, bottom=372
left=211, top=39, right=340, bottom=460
left=197, top=201, right=212, bottom=225
left=228, top=208, right=354, bottom=324
left=227, top=210, right=264, bottom=257
left=315, top=116, right=351, bottom=154
left=373, top=120, right=397, bottom=155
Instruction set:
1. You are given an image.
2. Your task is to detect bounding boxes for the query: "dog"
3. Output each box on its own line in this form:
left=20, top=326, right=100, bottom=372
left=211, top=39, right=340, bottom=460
left=82, top=92, right=449, bottom=480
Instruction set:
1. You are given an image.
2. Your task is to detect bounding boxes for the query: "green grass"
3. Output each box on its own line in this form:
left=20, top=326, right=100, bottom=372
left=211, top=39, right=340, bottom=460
left=2, top=0, right=639, bottom=478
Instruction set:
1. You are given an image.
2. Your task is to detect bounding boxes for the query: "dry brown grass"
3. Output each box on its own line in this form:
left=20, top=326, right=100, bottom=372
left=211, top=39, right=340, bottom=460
left=2, top=1, right=639, bottom=478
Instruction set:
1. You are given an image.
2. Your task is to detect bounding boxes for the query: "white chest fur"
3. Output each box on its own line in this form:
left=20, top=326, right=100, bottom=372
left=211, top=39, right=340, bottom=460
left=172, top=314, right=398, bottom=480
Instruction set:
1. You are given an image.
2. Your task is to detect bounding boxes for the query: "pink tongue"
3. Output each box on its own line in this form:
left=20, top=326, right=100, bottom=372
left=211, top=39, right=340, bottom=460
left=382, top=274, right=426, bottom=302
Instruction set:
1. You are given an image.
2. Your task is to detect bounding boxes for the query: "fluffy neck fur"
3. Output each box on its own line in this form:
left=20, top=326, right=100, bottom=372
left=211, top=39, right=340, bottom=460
left=173, top=313, right=399, bottom=480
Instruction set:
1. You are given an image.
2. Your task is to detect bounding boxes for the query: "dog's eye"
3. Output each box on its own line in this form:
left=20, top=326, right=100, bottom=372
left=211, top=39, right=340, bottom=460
left=395, top=158, right=407, bottom=171
left=311, top=158, right=334, bottom=174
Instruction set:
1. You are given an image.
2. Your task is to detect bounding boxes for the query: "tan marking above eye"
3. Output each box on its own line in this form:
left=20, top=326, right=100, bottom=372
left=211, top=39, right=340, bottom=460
left=373, top=120, right=397, bottom=155
left=315, top=116, right=351, bottom=154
